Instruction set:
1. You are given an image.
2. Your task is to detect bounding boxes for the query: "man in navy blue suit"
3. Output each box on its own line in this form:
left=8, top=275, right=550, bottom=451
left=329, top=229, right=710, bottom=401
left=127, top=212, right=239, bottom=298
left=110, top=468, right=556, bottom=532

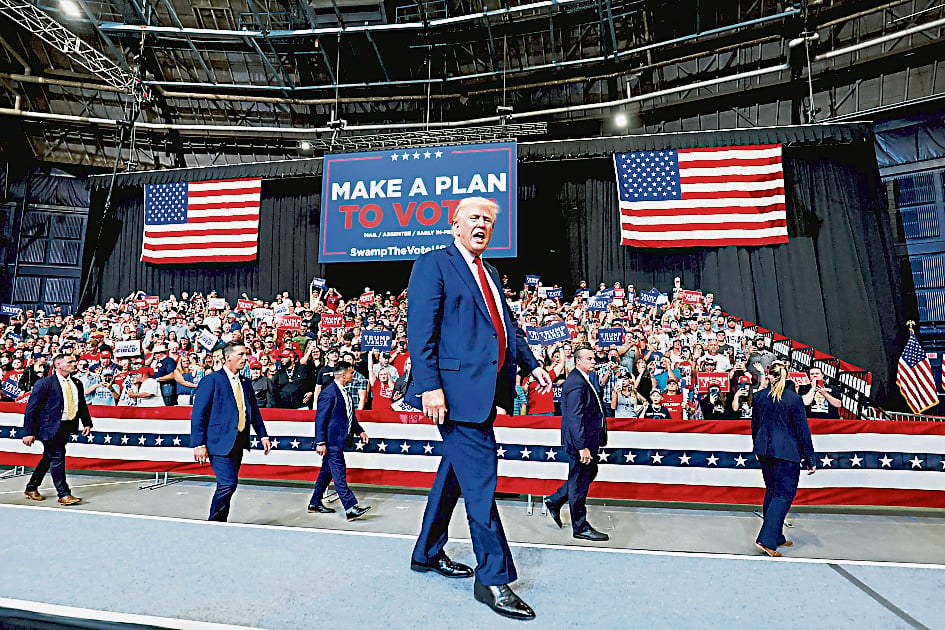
left=21, top=353, right=93, bottom=505
left=407, top=196, right=552, bottom=620
left=308, top=360, right=371, bottom=521
left=191, top=341, right=271, bottom=522
left=544, top=347, right=610, bottom=541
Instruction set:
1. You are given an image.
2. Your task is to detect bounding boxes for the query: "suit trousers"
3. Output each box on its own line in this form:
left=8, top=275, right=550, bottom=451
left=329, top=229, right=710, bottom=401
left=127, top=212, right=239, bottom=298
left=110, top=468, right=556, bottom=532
left=756, top=454, right=800, bottom=549
left=208, top=446, right=244, bottom=522
left=547, top=456, right=599, bottom=533
left=412, top=420, right=516, bottom=586
left=310, top=448, right=357, bottom=510
left=25, top=423, right=73, bottom=498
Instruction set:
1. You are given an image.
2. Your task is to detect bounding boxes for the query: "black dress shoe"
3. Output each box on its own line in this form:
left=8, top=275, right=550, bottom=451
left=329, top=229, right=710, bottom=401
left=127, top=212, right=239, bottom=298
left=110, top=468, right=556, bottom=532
left=410, top=553, right=474, bottom=578
left=543, top=498, right=563, bottom=528
left=307, top=502, right=336, bottom=514
left=573, top=527, right=609, bottom=542
left=345, top=505, right=371, bottom=521
left=474, top=579, right=535, bottom=620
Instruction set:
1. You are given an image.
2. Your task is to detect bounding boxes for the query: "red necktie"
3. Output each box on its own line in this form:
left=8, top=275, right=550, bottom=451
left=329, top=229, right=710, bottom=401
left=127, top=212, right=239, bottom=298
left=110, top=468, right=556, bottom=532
left=473, top=256, right=506, bottom=371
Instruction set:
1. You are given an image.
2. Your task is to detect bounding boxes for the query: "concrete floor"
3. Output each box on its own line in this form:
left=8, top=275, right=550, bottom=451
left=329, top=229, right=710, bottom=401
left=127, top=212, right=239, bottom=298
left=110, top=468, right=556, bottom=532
left=1, top=469, right=943, bottom=566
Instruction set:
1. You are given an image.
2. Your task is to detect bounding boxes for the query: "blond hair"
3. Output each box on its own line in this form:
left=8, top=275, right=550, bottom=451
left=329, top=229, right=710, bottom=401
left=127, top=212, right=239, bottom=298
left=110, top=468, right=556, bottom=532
left=769, top=362, right=788, bottom=401
left=452, top=197, right=498, bottom=226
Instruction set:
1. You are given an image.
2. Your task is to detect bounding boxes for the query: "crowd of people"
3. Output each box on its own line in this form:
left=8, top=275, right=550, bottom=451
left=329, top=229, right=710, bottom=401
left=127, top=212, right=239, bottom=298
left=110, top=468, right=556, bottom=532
left=0, top=277, right=844, bottom=421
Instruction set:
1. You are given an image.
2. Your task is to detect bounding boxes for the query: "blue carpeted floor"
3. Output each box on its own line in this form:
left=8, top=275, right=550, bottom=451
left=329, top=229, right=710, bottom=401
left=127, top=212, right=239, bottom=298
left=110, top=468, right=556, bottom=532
left=0, top=505, right=942, bottom=629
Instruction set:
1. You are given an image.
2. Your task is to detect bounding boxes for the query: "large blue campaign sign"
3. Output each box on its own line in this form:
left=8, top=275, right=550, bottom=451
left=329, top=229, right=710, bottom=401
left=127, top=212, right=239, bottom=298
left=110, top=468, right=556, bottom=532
left=598, top=328, right=625, bottom=347
left=527, top=322, right=570, bottom=347
left=320, top=142, right=518, bottom=263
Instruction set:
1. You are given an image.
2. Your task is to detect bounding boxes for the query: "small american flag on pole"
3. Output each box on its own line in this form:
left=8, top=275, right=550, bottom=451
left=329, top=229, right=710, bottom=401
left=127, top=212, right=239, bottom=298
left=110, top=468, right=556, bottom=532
left=614, top=144, right=789, bottom=248
left=896, top=331, right=938, bottom=414
left=142, top=178, right=261, bottom=264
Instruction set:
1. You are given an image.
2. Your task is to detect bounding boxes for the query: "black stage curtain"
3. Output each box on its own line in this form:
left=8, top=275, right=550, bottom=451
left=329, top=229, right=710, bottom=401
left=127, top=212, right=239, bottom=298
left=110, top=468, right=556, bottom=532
left=82, top=123, right=904, bottom=401
left=83, top=177, right=325, bottom=305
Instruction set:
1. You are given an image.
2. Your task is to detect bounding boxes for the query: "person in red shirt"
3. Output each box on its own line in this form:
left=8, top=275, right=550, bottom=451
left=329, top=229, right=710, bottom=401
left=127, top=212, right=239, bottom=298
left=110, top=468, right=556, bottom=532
left=390, top=336, right=410, bottom=375
left=525, top=366, right=557, bottom=415
left=369, top=363, right=394, bottom=412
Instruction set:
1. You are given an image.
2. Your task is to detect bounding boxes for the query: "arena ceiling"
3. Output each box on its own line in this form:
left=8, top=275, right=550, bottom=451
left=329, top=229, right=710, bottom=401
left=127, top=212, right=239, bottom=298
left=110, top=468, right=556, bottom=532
left=0, top=0, right=943, bottom=168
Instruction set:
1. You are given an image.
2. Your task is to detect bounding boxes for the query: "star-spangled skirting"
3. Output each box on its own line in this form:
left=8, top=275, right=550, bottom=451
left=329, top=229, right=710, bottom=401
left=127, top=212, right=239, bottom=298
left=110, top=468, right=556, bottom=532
left=2, top=404, right=944, bottom=508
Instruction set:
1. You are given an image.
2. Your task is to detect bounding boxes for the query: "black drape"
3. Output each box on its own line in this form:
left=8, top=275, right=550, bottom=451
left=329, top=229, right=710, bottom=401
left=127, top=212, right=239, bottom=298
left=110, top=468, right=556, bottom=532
left=82, top=123, right=903, bottom=402
left=84, top=177, right=325, bottom=305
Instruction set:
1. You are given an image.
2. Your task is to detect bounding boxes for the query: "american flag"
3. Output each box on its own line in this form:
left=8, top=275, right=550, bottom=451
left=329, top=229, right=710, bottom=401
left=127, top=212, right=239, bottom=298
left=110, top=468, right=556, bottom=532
left=897, top=331, right=938, bottom=414
left=614, top=144, right=789, bottom=248
left=2, top=405, right=943, bottom=509
left=142, top=178, right=261, bottom=264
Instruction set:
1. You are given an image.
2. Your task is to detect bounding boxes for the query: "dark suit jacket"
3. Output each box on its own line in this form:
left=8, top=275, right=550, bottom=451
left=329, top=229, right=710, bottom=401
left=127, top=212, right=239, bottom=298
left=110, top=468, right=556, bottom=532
left=315, top=381, right=364, bottom=449
left=751, top=386, right=816, bottom=466
left=191, top=368, right=268, bottom=456
left=23, top=374, right=93, bottom=440
left=406, top=243, right=539, bottom=423
left=560, top=369, right=607, bottom=454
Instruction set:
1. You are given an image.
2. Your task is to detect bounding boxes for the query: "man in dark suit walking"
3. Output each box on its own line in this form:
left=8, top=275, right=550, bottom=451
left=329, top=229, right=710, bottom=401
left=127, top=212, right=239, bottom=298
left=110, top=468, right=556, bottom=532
left=406, top=196, right=552, bottom=620
left=544, top=347, right=610, bottom=541
left=21, top=353, right=92, bottom=505
left=308, top=360, right=371, bottom=521
left=191, top=341, right=271, bottom=522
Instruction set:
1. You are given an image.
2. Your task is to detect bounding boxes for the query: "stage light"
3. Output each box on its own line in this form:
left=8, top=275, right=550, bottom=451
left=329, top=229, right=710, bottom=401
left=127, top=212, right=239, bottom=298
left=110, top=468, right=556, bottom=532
left=299, top=140, right=312, bottom=151
left=61, top=0, right=82, bottom=18
left=614, top=112, right=629, bottom=128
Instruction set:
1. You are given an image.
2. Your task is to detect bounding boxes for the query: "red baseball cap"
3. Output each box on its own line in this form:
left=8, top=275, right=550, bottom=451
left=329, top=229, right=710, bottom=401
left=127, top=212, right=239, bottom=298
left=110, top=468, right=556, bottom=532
left=135, top=366, right=154, bottom=376
left=249, top=360, right=262, bottom=369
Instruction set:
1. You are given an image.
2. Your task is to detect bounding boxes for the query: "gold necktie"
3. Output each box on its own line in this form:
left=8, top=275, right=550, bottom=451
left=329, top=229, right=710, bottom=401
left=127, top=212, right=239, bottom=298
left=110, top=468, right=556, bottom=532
left=234, top=375, right=246, bottom=431
left=64, top=379, right=76, bottom=420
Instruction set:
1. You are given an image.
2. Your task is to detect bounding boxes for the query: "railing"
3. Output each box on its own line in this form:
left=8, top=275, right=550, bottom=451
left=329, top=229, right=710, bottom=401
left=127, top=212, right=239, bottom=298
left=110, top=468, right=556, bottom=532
left=862, top=408, right=945, bottom=422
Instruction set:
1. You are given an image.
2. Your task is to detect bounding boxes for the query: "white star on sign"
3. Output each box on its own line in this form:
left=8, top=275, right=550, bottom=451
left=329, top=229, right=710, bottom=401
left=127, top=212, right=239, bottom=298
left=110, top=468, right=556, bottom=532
left=173, top=436, right=181, bottom=446
left=391, top=154, right=399, bottom=161
left=355, top=441, right=365, bottom=451
left=271, top=439, right=279, bottom=449
left=377, top=441, right=387, bottom=452
left=879, top=454, right=893, bottom=468
left=496, top=446, right=507, bottom=458
left=86, top=433, right=95, bottom=443
left=401, top=152, right=409, bottom=160
left=707, top=453, right=719, bottom=466
left=103, top=435, right=112, bottom=444
left=598, top=451, right=609, bottom=462
left=678, top=453, right=691, bottom=465
left=71, top=434, right=79, bottom=442
left=8, top=428, right=15, bottom=437
left=423, top=443, right=433, bottom=454
left=155, top=436, right=164, bottom=446
left=910, top=456, right=923, bottom=469
left=651, top=452, right=663, bottom=464
left=423, top=151, right=431, bottom=159
left=941, top=460, right=945, bottom=470
left=434, top=150, right=443, bottom=158
left=820, top=455, right=833, bottom=468
left=849, top=454, right=863, bottom=467
left=138, top=435, right=146, bottom=445
left=121, top=435, right=129, bottom=445
left=412, top=152, right=421, bottom=159
left=520, top=448, right=532, bottom=459
left=735, top=454, right=747, bottom=467
left=545, top=449, right=557, bottom=461
left=290, top=439, right=300, bottom=449
left=251, top=437, right=259, bottom=448
left=400, top=442, right=410, bottom=453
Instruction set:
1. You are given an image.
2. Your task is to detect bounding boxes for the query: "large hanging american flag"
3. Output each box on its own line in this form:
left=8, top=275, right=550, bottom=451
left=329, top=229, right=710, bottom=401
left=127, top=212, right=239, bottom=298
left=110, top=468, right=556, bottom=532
left=897, top=331, right=939, bottom=414
left=142, top=178, right=261, bottom=264
left=1, top=405, right=942, bottom=509
left=614, top=144, right=789, bottom=248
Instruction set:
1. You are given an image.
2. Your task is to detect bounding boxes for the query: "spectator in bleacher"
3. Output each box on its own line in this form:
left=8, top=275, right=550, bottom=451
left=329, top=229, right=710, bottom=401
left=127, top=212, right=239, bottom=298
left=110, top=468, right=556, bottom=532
left=173, top=354, right=200, bottom=405
left=314, top=347, right=341, bottom=401
left=639, top=389, right=671, bottom=419
left=127, top=366, right=164, bottom=407
left=272, top=349, right=310, bottom=409
left=151, top=344, right=178, bottom=406
left=798, top=366, right=842, bottom=419
left=610, top=375, right=640, bottom=418
left=631, top=357, right=654, bottom=401
left=391, top=356, right=412, bottom=409
left=342, top=351, right=369, bottom=412
left=748, top=336, right=777, bottom=382
left=367, top=357, right=394, bottom=412
left=249, top=360, right=274, bottom=408
left=730, top=375, right=754, bottom=419
left=19, top=354, right=48, bottom=392
left=704, top=339, right=732, bottom=371
left=700, top=384, right=729, bottom=420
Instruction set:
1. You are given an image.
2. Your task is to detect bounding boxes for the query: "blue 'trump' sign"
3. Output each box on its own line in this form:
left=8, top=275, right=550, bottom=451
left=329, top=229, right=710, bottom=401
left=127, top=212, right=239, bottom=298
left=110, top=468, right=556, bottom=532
left=361, top=330, right=393, bottom=352
left=597, top=328, right=625, bottom=347
left=320, top=142, right=518, bottom=263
